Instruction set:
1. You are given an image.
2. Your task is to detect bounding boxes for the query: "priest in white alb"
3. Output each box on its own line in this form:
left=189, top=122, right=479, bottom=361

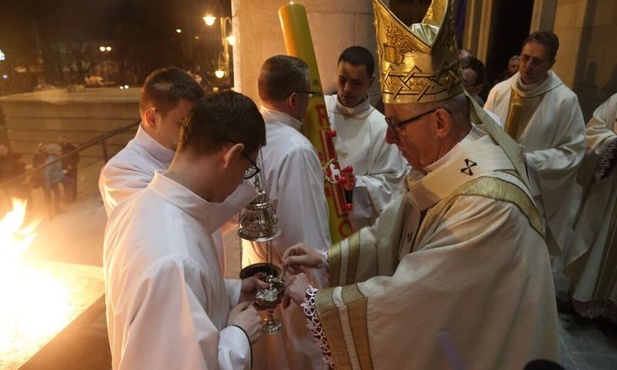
left=565, top=92, right=617, bottom=322
left=484, top=31, right=586, bottom=255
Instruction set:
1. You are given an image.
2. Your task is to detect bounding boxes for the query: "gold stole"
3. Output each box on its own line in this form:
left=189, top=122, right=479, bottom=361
left=504, top=89, right=545, bottom=141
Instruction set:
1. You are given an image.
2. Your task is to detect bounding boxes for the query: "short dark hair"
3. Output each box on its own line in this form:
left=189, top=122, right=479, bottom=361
left=140, top=67, right=204, bottom=117
left=523, top=31, right=559, bottom=61
left=179, top=90, right=266, bottom=157
left=338, top=46, right=375, bottom=76
left=258, top=55, right=310, bottom=102
left=460, top=56, right=486, bottom=86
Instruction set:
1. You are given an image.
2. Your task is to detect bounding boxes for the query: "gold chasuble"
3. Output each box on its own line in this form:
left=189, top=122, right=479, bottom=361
left=307, top=0, right=560, bottom=369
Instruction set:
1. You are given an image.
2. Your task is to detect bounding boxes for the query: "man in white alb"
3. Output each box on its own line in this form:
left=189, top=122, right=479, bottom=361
left=325, top=46, right=407, bottom=230
left=484, top=31, right=586, bottom=255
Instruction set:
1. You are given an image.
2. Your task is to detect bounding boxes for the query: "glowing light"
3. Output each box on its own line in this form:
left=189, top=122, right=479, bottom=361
left=99, top=46, right=105, bottom=52
left=0, top=50, right=5, bottom=61
left=0, top=199, right=71, bottom=364
left=215, top=69, right=225, bottom=79
left=226, top=35, right=235, bottom=46
left=203, top=15, right=216, bottom=26
left=176, top=28, right=182, bottom=33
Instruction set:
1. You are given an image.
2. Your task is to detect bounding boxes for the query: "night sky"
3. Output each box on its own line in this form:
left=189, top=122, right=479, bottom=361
left=0, top=0, right=231, bottom=64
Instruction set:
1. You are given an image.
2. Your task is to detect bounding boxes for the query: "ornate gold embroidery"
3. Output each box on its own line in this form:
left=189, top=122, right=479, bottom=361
left=373, top=0, right=463, bottom=103
left=418, top=175, right=543, bottom=243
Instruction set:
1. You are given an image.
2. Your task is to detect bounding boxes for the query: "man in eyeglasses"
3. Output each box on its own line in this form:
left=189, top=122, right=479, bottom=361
left=324, top=46, right=407, bottom=230
left=104, top=91, right=268, bottom=370
left=246, top=54, right=331, bottom=370
left=281, top=1, right=560, bottom=369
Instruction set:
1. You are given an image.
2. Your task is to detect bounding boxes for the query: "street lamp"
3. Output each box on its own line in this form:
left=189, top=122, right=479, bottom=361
left=203, top=14, right=233, bottom=81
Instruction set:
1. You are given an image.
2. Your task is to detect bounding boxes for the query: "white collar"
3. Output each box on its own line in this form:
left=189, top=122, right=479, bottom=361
left=334, top=95, right=372, bottom=118
left=135, top=124, right=175, bottom=165
left=260, top=106, right=304, bottom=131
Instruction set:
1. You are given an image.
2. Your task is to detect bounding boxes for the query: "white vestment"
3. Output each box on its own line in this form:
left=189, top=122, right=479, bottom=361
left=324, top=95, right=407, bottom=229
left=565, top=93, right=617, bottom=317
left=484, top=71, right=586, bottom=253
left=241, top=107, right=331, bottom=370
left=99, top=125, right=256, bottom=269
left=104, top=172, right=250, bottom=370
left=308, top=126, right=560, bottom=370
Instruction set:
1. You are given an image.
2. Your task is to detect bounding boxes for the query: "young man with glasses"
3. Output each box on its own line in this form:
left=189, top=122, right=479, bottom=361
left=246, top=54, right=331, bottom=370
left=324, top=45, right=407, bottom=230
left=104, top=91, right=268, bottom=370
left=282, top=1, right=560, bottom=369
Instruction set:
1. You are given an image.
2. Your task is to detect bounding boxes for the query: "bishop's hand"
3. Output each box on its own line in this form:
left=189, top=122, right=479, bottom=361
left=283, top=243, right=324, bottom=274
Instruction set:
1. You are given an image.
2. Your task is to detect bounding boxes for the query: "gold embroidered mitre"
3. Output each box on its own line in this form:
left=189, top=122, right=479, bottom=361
left=373, top=0, right=463, bottom=103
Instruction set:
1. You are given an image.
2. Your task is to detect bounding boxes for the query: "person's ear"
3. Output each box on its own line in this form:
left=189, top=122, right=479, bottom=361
left=144, top=107, right=157, bottom=127
left=287, top=92, right=297, bottom=109
left=433, top=108, right=453, bottom=138
left=222, top=142, right=245, bottom=168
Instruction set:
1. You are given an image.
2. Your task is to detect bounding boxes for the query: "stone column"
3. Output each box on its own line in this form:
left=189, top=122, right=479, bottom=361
left=231, top=0, right=378, bottom=104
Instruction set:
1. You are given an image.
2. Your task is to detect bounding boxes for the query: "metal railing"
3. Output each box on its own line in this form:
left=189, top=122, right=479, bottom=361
left=0, top=119, right=140, bottom=189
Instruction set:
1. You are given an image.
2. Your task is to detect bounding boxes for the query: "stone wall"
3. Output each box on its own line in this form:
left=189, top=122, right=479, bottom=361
left=0, top=87, right=140, bottom=164
left=553, top=0, right=617, bottom=120
left=232, top=0, right=379, bottom=105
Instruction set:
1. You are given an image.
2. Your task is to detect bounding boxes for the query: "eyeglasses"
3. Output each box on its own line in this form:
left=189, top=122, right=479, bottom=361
left=229, top=140, right=261, bottom=179
left=240, top=151, right=260, bottom=179
left=285, top=91, right=318, bottom=99
left=385, top=108, right=439, bottom=134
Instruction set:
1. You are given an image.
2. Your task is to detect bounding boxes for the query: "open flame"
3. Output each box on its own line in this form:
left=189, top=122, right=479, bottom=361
left=0, top=199, right=71, bottom=365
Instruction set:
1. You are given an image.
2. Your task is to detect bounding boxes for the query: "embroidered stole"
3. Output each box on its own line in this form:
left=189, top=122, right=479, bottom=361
left=505, top=88, right=545, bottom=141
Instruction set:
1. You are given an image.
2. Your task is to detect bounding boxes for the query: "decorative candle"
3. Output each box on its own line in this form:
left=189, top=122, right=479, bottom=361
left=279, top=2, right=353, bottom=242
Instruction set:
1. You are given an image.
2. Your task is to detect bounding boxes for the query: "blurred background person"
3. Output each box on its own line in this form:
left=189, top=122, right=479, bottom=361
left=461, top=56, right=487, bottom=106
left=495, top=55, right=521, bottom=84
left=59, top=135, right=80, bottom=202
left=564, top=93, right=617, bottom=324
left=43, top=143, right=64, bottom=218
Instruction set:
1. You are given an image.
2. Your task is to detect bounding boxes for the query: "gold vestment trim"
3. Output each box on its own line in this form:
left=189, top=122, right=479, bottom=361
left=329, top=240, right=343, bottom=287
left=316, top=288, right=353, bottom=369
left=418, top=175, right=543, bottom=243
left=316, top=285, right=373, bottom=370
left=346, top=232, right=361, bottom=285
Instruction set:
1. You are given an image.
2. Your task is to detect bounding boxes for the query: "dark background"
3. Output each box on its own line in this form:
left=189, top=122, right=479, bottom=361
left=0, top=0, right=231, bottom=95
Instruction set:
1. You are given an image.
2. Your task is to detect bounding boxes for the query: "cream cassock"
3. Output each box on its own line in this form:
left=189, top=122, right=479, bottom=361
left=306, top=126, right=560, bottom=370
left=484, top=71, right=585, bottom=254
left=566, top=93, right=617, bottom=315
